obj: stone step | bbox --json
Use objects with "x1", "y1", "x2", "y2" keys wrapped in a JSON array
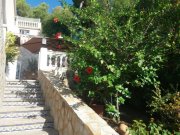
[
  {"x1": 5, "y1": 87, "x2": 41, "y2": 91},
  {"x1": 0, "y1": 107, "x2": 50, "y2": 118},
  {"x1": 0, "y1": 116, "x2": 54, "y2": 132},
  {"x1": 4, "y1": 90, "x2": 42, "y2": 95},
  {"x1": 4, "y1": 93, "x2": 43, "y2": 98},
  {"x1": 0, "y1": 106, "x2": 49, "y2": 112},
  {"x1": 3, "y1": 97, "x2": 44, "y2": 102},
  {"x1": 2, "y1": 101, "x2": 45, "y2": 106},
  {"x1": 5, "y1": 85, "x2": 40, "y2": 88},
  {"x1": 0, "y1": 129, "x2": 58, "y2": 135},
  {"x1": 6, "y1": 80, "x2": 39, "y2": 83},
  {"x1": 2, "y1": 81, "x2": 57, "y2": 134},
  {"x1": 6, "y1": 80, "x2": 39, "y2": 85}
]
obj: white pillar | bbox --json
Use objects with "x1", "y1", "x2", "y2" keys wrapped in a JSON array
[{"x1": 38, "y1": 48, "x2": 48, "y2": 71}]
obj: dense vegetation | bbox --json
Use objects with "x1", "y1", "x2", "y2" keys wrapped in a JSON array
[
  {"x1": 60, "y1": 0, "x2": 179, "y2": 133},
  {"x1": 18, "y1": 0, "x2": 180, "y2": 133}
]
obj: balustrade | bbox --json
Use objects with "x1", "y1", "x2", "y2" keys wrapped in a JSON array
[
  {"x1": 15, "y1": 16, "x2": 41, "y2": 29},
  {"x1": 39, "y1": 48, "x2": 68, "y2": 79}
]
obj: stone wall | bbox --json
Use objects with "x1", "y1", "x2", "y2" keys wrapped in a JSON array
[
  {"x1": 38, "y1": 71, "x2": 119, "y2": 135},
  {"x1": 0, "y1": 0, "x2": 6, "y2": 106}
]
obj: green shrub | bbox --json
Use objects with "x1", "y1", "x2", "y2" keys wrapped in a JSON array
[
  {"x1": 5, "y1": 32, "x2": 19, "y2": 63},
  {"x1": 48, "y1": 0, "x2": 179, "y2": 124},
  {"x1": 105, "y1": 103, "x2": 120, "y2": 122},
  {"x1": 149, "y1": 89, "x2": 180, "y2": 131},
  {"x1": 129, "y1": 120, "x2": 173, "y2": 135}
]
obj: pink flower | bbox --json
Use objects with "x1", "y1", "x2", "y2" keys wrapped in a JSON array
[
  {"x1": 86, "y1": 67, "x2": 93, "y2": 74},
  {"x1": 53, "y1": 17, "x2": 59, "y2": 23},
  {"x1": 73, "y1": 75, "x2": 80, "y2": 83}
]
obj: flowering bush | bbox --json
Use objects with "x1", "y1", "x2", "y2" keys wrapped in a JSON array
[
  {"x1": 51, "y1": 0, "x2": 179, "y2": 122},
  {"x1": 61, "y1": 1, "x2": 163, "y2": 110}
]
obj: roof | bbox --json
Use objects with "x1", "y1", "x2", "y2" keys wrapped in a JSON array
[{"x1": 22, "y1": 37, "x2": 67, "y2": 54}]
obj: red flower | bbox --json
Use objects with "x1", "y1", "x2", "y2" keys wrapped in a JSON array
[
  {"x1": 73, "y1": 75, "x2": 80, "y2": 83},
  {"x1": 53, "y1": 17, "x2": 59, "y2": 23},
  {"x1": 86, "y1": 67, "x2": 93, "y2": 74},
  {"x1": 56, "y1": 45, "x2": 61, "y2": 49},
  {"x1": 55, "y1": 32, "x2": 61, "y2": 39}
]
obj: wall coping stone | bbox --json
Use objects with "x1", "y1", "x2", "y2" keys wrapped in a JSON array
[{"x1": 38, "y1": 70, "x2": 119, "y2": 135}]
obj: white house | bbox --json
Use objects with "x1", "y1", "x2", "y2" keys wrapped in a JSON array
[
  {"x1": 2, "y1": 0, "x2": 41, "y2": 44},
  {"x1": 3, "y1": 0, "x2": 68, "y2": 80},
  {"x1": 15, "y1": 16, "x2": 41, "y2": 45},
  {"x1": 2, "y1": 0, "x2": 42, "y2": 80}
]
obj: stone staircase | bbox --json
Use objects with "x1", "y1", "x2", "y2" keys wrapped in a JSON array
[{"x1": 0, "y1": 80, "x2": 58, "y2": 135}]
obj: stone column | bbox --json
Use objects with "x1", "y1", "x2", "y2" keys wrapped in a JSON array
[{"x1": 0, "y1": 0, "x2": 6, "y2": 106}]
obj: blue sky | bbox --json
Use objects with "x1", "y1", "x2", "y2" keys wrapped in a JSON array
[{"x1": 26, "y1": 0, "x2": 73, "y2": 12}]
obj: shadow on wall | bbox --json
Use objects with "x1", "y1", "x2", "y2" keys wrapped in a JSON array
[{"x1": 22, "y1": 58, "x2": 38, "y2": 80}]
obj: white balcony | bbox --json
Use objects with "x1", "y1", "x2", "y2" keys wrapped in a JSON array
[{"x1": 15, "y1": 16, "x2": 41, "y2": 30}]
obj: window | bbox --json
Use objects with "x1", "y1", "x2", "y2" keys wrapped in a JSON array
[{"x1": 20, "y1": 29, "x2": 30, "y2": 35}]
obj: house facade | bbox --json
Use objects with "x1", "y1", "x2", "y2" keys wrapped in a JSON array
[
  {"x1": 2, "y1": 0, "x2": 41, "y2": 44},
  {"x1": 15, "y1": 16, "x2": 41, "y2": 45},
  {"x1": 3, "y1": 0, "x2": 42, "y2": 80}
]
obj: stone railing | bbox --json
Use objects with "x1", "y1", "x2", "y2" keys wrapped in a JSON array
[{"x1": 38, "y1": 70, "x2": 119, "y2": 135}]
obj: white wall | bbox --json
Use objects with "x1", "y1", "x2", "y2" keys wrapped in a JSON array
[
  {"x1": 5, "y1": 0, "x2": 16, "y2": 33},
  {"x1": 6, "y1": 60, "x2": 17, "y2": 80},
  {"x1": 29, "y1": 29, "x2": 40, "y2": 36},
  {"x1": 19, "y1": 35, "x2": 31, "y2": 45},
  {"x1": 6, "y1": 47, "x2": 39, "y2": 80}
]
